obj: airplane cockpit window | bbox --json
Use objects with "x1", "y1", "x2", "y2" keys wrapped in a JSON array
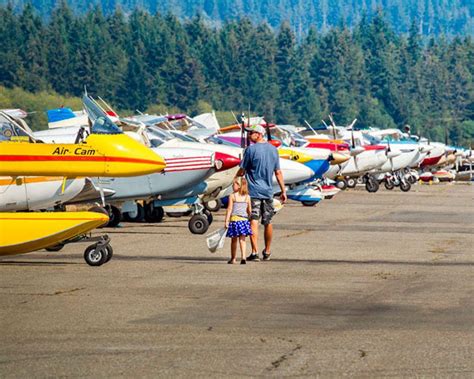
[
  {"x1": 146, "y1": 126, "x2": 174, "y2": 141},
  {"x1": 0, "y1": 114, "x2": 32, "y2": 142},
  {"x1": 91, "y1": 116, "x2": 122, "y2": 135}
]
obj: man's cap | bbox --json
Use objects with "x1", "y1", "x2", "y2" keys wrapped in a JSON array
[{"x1": 245, "y1": 124, "x2": 266, "y2": 135}]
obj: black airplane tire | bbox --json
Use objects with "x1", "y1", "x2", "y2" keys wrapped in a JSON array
[
  {"x1": 203, "y1": 210, "x2": 213, "y2": 225},
  {"x1": 366, "y1": 178, "x2": 379, "y2": 193},
  {"x1": 204, "y1": 199, "x2": 221, "y2": 212},
  {"x1": 302, "y1": 201, "x2": 318, "y2": 206},
  {"x1": 407, "y1": 175, "x2": 417, "y2": 184},
  {"x1": 123, "y1": 203, "x2": 145, "y2": 222},
  {"x1": 145, "y1": 204, "x2": 164, "y2": 223},
  {"x1": 346, "y1": 178, "x2": 356, "y2": 188},
  {"x1": 384, "y1": 181, "x2": 395, "y2": 190},
  {"x1": 400, "y1": 181, "x2": 411, "y2": 192},
  {"x1": 45, "y1": 243, "x2": 65, "y2": 252},
  {"x1": 106, "y1": 205, "x2": 122, "y2": 227},
  {"x1": 84, "y1": 245, "x2": 107, "y2": 266},
  {"x1": 104, "y1": 245, "x2": 114, "y2": 263},
  {"x1": 188, "y1": 214, "x2": 209, "y2": 235}
]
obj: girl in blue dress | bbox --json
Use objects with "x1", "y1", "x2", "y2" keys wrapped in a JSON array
[{"x1": 224, "y1": 177, "x2": 252, "y2": 264}]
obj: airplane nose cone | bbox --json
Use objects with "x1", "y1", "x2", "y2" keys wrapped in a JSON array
[
  {"x1": 214, "y1": 152, "x2": 241, "y2": 171},
  {"x1": 330, "y1": 152, "x2": 350, "y2": 165},
  {"x1": 133, "y1": 148, "x2": 167, "y2": 174}
]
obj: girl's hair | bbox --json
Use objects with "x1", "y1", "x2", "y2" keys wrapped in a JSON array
[{"x1": 234, "y1": 177, "x2": 249, "y2": 196}]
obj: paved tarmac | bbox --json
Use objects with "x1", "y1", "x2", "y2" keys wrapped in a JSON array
[{"x1": 0, "y1": 184, "x2": 473, "y2": 377}]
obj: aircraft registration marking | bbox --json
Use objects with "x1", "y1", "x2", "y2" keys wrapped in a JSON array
[{"x1": 52, "y1": 147, "x2": 96, "y2": 155}]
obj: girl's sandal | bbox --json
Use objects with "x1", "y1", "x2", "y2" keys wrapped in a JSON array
[
  {"x1": 240, "y1": 259, "x2": 246, "y2": 265},
  {"x1": 228, "y1": 260, "x2": 236, "y2": 264}
]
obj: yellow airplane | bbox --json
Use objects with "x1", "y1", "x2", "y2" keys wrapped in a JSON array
[{"x1": 0, "y1": 111, "x2": 166, "y2": 265}]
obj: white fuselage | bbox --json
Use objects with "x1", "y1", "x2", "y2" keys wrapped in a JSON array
[{"x1": 0, "y1": 176, "x2": 86, "y2": 211}]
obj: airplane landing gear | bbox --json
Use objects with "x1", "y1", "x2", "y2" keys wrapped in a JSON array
[
  {"x1": 365, "y1": 175, "x2": 379, "y2": 193},
  {"x1": 189, "y1": 214, "x2": 209, "y2": 234},
  {"x1": 400, "y1": 180, "x2": 411, "y2": 192},
  {"x1": 204, "y1": 199, "x2": 222, "y2": 212},
  {"x1": 123, "y1": 203, "x2": 144, "y2": 222},
  {"x1": 105, "y1": 205, "x2": 122, "y2": 227},
  {"x1": 346, "y1": 178, "x2": 357, "y2": 188},
  {"x1": 188, "y1": 203, "x2": 211, "y2": 234},
  {"x1": 384, "y1": 180, "x2": 395, "y2": 190},
  {"x1": 144, "y1": 203, "x2": 164, "y2": 223},
  {"x1": 83, "y1": 235, "x2": 112, "y2": 266},
  {"x1": 335, "y1": 178, "x2": 348, "y2": 190}
]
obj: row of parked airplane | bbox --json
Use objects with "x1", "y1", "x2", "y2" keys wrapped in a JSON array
[{"x1": 1, "y1": 95, "x2": 472, "y2": 266}]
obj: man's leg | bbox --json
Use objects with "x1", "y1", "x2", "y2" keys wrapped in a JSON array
[
  {"x1": 247, "y1": 198, "x2": 262, "y2": 261},
  {"x1": 264, "y1": 223, "x2": 273, "y2": 254},
  {"x1": 261, "y1": 199, "x2": 275, "y2": 260},
  {"x1": 250, "y1": 219, "x2": 259, "y2": 254}
]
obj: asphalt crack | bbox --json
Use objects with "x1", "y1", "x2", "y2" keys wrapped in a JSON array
[{"x1": 267, "y1": 342, "x2": 303, "y2": 371}]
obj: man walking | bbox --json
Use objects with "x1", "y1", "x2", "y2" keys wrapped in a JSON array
[{"x1": 236, "y1": 124, "x2": 287, "y2": 261}]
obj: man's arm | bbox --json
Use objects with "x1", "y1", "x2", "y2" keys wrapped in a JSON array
[{"x1": 275, "y1": 169, "x2": 287, "y2": 203}]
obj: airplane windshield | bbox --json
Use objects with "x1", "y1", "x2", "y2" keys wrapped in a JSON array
[
  {"x1": 364, "y1": 134, "x2": 382, "y2": 145},
  {"x1": 206, "y1": 135, "x2": 240, "y2": 147},
  {"x1": 169, "y1": 131, "x2": 200, "y2": 142},
  {"x1": 90, "y1": 116, "x2": 123, "y2": 135}
]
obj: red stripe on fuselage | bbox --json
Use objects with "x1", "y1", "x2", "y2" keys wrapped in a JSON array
[{"x1": 0, "y1": 155, "x2": 163, "y2": 165}]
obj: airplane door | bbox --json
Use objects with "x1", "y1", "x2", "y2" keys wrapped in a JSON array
[{"x1": 0, "y1": 177, "x2": 28, "y2": 211}]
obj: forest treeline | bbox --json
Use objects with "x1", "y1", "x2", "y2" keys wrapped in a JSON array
[
  {"x1": 0, "y1": 3, "x2": 473, "y2": 144},
  {"x1": 3, "y1": 0, "x2": 473, "y2": 37}
]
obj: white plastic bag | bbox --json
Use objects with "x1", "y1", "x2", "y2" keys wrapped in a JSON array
[{"x1": 206, "y1": 227, "x2": 227, "y2": 253}]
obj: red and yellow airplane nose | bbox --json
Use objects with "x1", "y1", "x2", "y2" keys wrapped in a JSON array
[{"x1": 214, "y1": 152, "x2": 241, "y2": 171}]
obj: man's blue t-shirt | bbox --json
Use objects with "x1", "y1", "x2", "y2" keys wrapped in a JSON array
[{"x1": 240, "y1": 142, "x2": 280, "y2": 199}]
